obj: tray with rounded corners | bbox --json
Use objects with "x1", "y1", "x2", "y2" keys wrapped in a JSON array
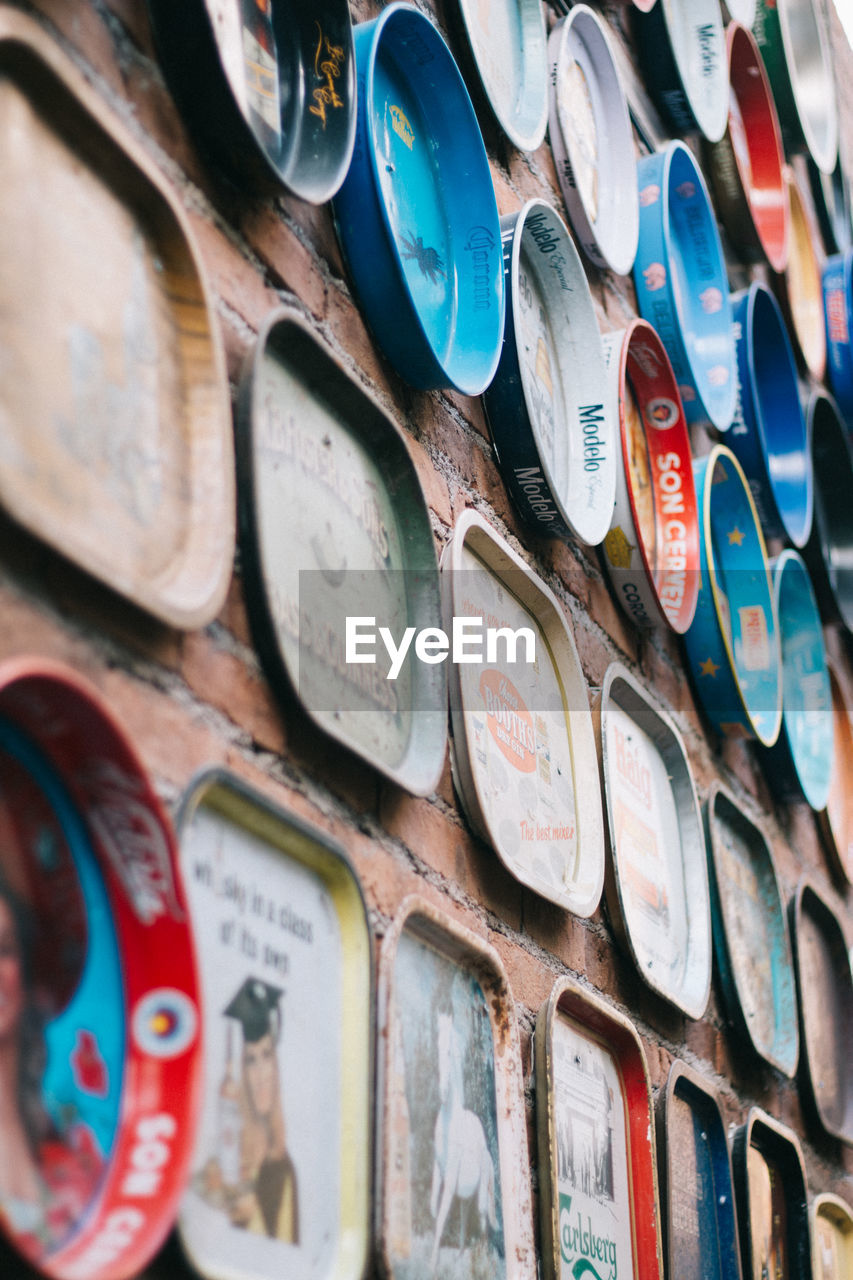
[
  {"x1": 773, "y1": 167, "x2": 827, "y2": 382},
  {"x1": 634, "y1": 0, "x2": 728, "y2": 143},
  {"x1": 812, "y1": 1193, "x2": 853, "y2": 1279},
  {"x1": 818, "y1": 658, "x2": 853, "y2": 885},
  {"x1": 802, "y1": 392, "x2": 853, "y2": 634},
  {"x1": 454, "y1": 0, "x2": 547, "y2": 152},
  {"x1": 732, "y1": 1109, "x2": 812, "y2": 1280},
  {"x1": 753, "y1": 0, "x2": 838, "y2": 174}
]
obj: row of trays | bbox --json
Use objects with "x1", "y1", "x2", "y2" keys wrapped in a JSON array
[{"x1": 0, "y1": 661, "x2": 848, "y2": 1280}]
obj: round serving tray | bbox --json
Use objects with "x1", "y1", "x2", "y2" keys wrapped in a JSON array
[
  {"x1": 729, "y1": 282, "x2": 812, "y2": 548},
  {"x1": 148, "y1": 0, "x2": 356, "y2": 201},
  {"x1": 753, "y1": 0, "x2": 838, "y2": 175},
  {"x1": 819, "y1": 658, "x2": 853, "y2": 885},
  {"x1": 547, "y1": 5, "x2": 638, "y2": 275},
  {"x1": 773, "y1": 166, "x2": 827, "y2": 382},
  {"x1": 812, "y1": 1194, "x2": 853, "y2": 1279},
  {"x1": 483, "y1": 199, "x2": 616, "y2": 547},
  {"x1": 810, "y1": 154, "x2": 853, "y2": 257},
  {"x1": 732, "y1": 1109, "x2": 812, "y2": 1280},
  {"x1": 802, "y1": 391, "x2": 853, "y2": 633},
  {"x1": 722, "y1": 0, "x2": 757, "y2": 22},
  {"x1": 705, "y1": 22, "x2": 789, "y2": 273},
  {"x1": 683, "y1": 445, "x2": 782, "y2": 747},
  {"x1": 601, "y1": 320, "x2": 699, "y2": 633},
  {"x1": 334, "y1": 3, "x2": 504, "y2": 395},
  {"x1": 634, "y1": 142, "x2": 736, "y2": 431},
  {"x1": 453, "y1": 0, "x2": 547, "y2": 152},
  {"x1": 634, "y1": 0, "x2": 728, "y2": 143},
  {"x1": 823, "y1": 249, "x2": 853, "y2": 419}
]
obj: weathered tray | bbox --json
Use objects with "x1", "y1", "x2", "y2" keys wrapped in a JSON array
[
  {"x1": 818, "y1": 659, "x2": 853, "y2": 885},
  {"x1": 732, "y1": 1109, "x2": 812, "y2": 1280},
  {"x1": 773, "y1": 168, "x2": 827, "y2": 383},
  {"x1": 812, "y1": 1193, "x2": 853, "y2": 1279},
  {"x1": 176, "y1": 769, "x2": 372, "y2": 1280},
  {"x1": 376, "y1": 897, "x2": 535, "y2": 1280},
  {"x1": 534, "y1": 978, "x2": 662, "y2": 1280},
  {"x1": 453, "y1": 0, "x2": 548, "y2": 151},
  {"x1": 0, "y1": 7, "x2": 234, "y2": 629}
]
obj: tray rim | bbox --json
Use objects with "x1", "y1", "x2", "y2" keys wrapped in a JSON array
[
  {"x1": 456, "y1": 0, "x2": 548, "y2": 152},
  {"x1": 812, "y1": 1191, "x2": 853, "y2": 1277},
  {"x1": 732, "y1": 1105, "x2": 812, "y2": 1280},
  {"x1": 817, "y1": 656, "x2": 853, "y2": 885},
  {"x1": 653, "y1": 0, "x2": 728, "y2": 143}
]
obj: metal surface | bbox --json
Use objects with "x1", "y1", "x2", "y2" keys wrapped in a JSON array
[
  {"x1": 812, "y1": 1194, "x2": 853, "y2": 1279},
  {"x1": 534, "y1": 977, "x2": 662, "y2": 1280},
  {"x1": 634, "y1": 0, "x2": 728, "y2": 143},
  {"x1": 823, "y1": 251, "x2": 853, "y2": 418},
  {"x1": 597, "y1": 662, "x2": 712, "y2": 1019},
  {"x1": 454, "y1": 0, "x2": 547, "y2": 151},
  {"x1": 753, "y1": 0, "x2": 838, "y2": 174},
  {"x1": 705, "y1": 783, "x2": 799, "y2": 1077},
  {"x1": 376, "y1": 897, "x2": 535, "y2": 1280},
  {"x1": 176, "y1": 769, "x2": 372, "y2": 1280},
  {"x1": 0, "y1": 7, "x2": 235, "y2": 629},
  {"x1": 442, "y1": 510, "x2": 605, "y2": 917},
  {"x1": 818, "y1": 659, "x2": 853, "y2": 885},
  {"x1": 809, "y1": 155, "x2": 853, "y2": 257},
  {"x1": 237, "y1": 307, "x2": 447, "y2": 797},
  {"x1": 483, "y1": 200, "x2": 615, "y2": 548},
  {"x1": 773, "y1": 168, "x2": 827, "y2": 381},
  {"x1": 333, "y1": 4, "x2": 504, "y2": 395},
  {"x1": 600, "y1": 320, "x2": 700, "y2": 634},
  {"x1": 802, "y1": 392, "x2": 853, "y2": 634},
  {"x1": 732, "y1": 1109, "x2": 813, "y2": 1280}
]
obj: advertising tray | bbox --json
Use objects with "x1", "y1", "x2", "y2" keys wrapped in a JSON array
[
  {"x1": 733, "y1": 1109, "x2": 813, "y2": 1280},
  {"x1": 823, "y1": 249, "x2": 853, "y2": 419},
  {"x1": 812, "y1": 1194, "x2": 853, "y2": 1280},
  {"x1": 753, "y1": 0, "x2": 838, "y2": 174},
  {"x1": 773, "y1": 168, "x2": 827, "y2": 382},
  {"x1": 453, "y1": 0, "x2": 547, "y2": 152},
  {"x1": 635, "y1": 0, "x2": 727, "y2": 142}
]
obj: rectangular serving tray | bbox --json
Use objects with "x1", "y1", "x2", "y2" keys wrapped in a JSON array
[{"x1": 733, "y1": 1108, "x2": 813, "y2": 1280}]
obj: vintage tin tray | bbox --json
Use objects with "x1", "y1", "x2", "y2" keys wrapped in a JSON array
[
  {"x1": 753, "y1": 0, "x2": 838, "y2": 175},
  {"x1": 601, "y1": 320, "x2": 700, "y2": 634},
  {"x1": 763, "y1": 551, "x2": 832, "y2": 811},
  {"x1": 441, "y1": 510, "x2": 605, "y2": 917},
  {"x1": 634, "y1": 142, "x2": 736, "y2": 432},
  {"x1": 547, "y1": 6, "x2": 638, "y2": 276},
  {"x1": 823, "y1": 250, "x2": 853, "y2": 420},
  {"x1": 148, "y1": 0, "x2": 355, "y2": 202},
  {"x1": 376, "y1": 897, "x2": 535, "y2": 1280},
  {"x1": 334, "y1": 3, "x2": 504, "y2": 395},
  {"x1": 635, "y1": 0, "x2": 728, "y2": 143},
  {"x1": 483, "y1": 200, "x2": 616, "y2": 548},
  {"x1": 790, "y1": 879, "x2": 853, "y2": 1146},
  {"x1": 705, "y1": 23, "x2": 789, "y2": 274},
  {"x1": 773, "y1": 168, "x2": 827, "y2": 382},
  {"x1": 683, "y1": 446, "x2": 782, "y2": 747},
  {"x1": 453, "y1": 0, "x2": 547, "y2": 152},
  {"x1": 534, "y1": 978, "x2": 662, "y2": 1280},
  {"x1": 810, "y1": 156, "x2": 853, "y2": 258},
  {"x1": 0, "y1": 7, "x2": 235, "y2": 630},
  {"x1": 705, "y1": 783, "x2": 799, "y2": 1077},
  {"x1": 237, "y1": 307, "x2": 447, "y2": 797},
  {"x1": 732, "y1": 1109, "x2": 812, "y2": 1280},
  {"x1": 657, "y1": 1061, "x2": 742, "y2": 1280},
  {"x1": 812, "y1": 1194, "x2": 853, "y2": 1279},
  {"x1": 802, "y1": 392, "x2": 853, "y2": 634},
  {"x1": 0, "y1": 658, "x2": 201, "y2": 1280},
  {"x1": 597, "y1": 662, "x2": 712, "y2": 1019},
  {"x1": 818, "y1": 659, "x2": 853, "y2": 885},
  {"x1": 729, "y1": 283, "x2": 812, "y2": 548},
  {"x1": 176, "y1": 770, "x2": 371, "y2": 1280}
]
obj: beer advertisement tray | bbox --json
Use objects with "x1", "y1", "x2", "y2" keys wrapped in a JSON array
[
  {"x1": 0, "y1": 7, "x2": 235, "y2": 630},
  {"x1": 823, "y1": 250, "x2": 853, "y2": 420},
  {"x1": 657, "y1": 1062, "x2": 743, "y2": 1280},
  {"x1": 705, "y1": 784, "x2": 799, "y2": 1078},
  {"x1": 802, "y1": 392, "x2": 853, "y2": 634},
  {"x1": 483, "y1": 199, "x2": 616, "y2": 548},
  {"x1": 453, "y1": 0, "x2": 547, "y2": 152},
  {"x1": 818, "y1": 659, "x2": 853, "y2": 885},
  {"x1": 547, "y1": 6, "x2": 639, "y2": 276},
  {"x1": 601, "y1": 320, "x2": 700, "y2": 635},
  {"x1": 237, "y1": 307, "x2": 447, "y2": 797},
  {"x1": 0, "y1": 658, "x2": 202, "y2": 1280},
  {"x1": 597, "y1": 662, "x2": 712, "y2": 1019},
  {"x1": 534, "y1": 978, "x2": 662, "y2": 1280},
  {"x1": 773, "y1": 168, "x2": 827, "y2": 383},
  {"x1": 753, "y1": 0, "x2": 838, "y2": 175},
  {"x1": 812, "y1": 1194, "x2": 853, "y2": 1279},
  {"x1": 732, "y1": 1109, "x2": 812, "y2": 1280},
  {"x1": 635, "y1": 0, "x2": 728, "y2": 143},
  {"x1": 441, "y1": 510, "x2": 605, "y2": 917},
  {"x1": 376, "y1": 897, "x2": 535, "y2": 1280},
  {"x1": 790, "y1": 879, "x2": 853, "y2": 1146},
  {"x1": 176, "y1": 769, "x2": 372, "y2": 1280}
]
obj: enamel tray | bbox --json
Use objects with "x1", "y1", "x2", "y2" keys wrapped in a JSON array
[
  {"x1": 802, "y1": 392, "x2": 853, "y2": 634},
  {"x1": 334, "y1": 3, "x2": 504, "y2": 395},
  {"x1": 0, "y1": 659, "x2": 202, "y2": 1280},
  {"x1": 597, "y1": 662, "x2": 712, "y2": 1019},
  {"x1": 705, "y1": 783, "x2": 799, "y2": 1077},
  {"x1": 818, "y1": 659, "x2": 853, "y2": 885},
  {"x1": 812, "y1": 1194, "x2": 853, "y2": 1279},
  {"x1": 534, "y1": 978, "x2": 662, "y2": 1280},
  {"x1": 453, "y1": 0, "x2": 547, "y2": 152},
  {"x1": 0, "y1": 7, "x2": 235, "y2": 629},
  {"x1": 547, "y1": 6, "x2": 638, "y2": 275},
  {"x1": 728, "y1": 282, "x2": 812, "y2": 548},
  {"x1": 810, "y1": 155, "x2": 853, "y2": 258},
  {"x1": 635, "y1": 0, "x2": 728, "y2": 143},
  {"x1": 601, "y1": 320, "x2": 700, "y2": 634},
  {"x1": 483, "y1": 200, "x2": 616, "y2": 548},
  {"x1": 657, "y1": 1062, "x2": 743, "y2": 1280},
  {"x1": 176, "y1": 770, "x2": 372, "y2": 1280},
  {"x1": 705, "y1": 22, "x2": 789, "y2": 274},
  {"x1": 683, "y1": 446, "x2": 782, "y2": 747},
  {"x1": 790, "y1": 879, "x2": 853, "y2": 1145},
  {"x1": 148, "y1": 0, "x2": 355, "y2": 201},
  {"x1": 237, "y1": 307, "x2": 447, "y2": 797},
  {"x1": 753, "y1": 0, "x2": 838, "y2": 175},
  {"x1": 634, "y1": 142, "x2": 736, "y2": 432},
  {"x1": 376, "y1": 897, "x2": 535, "y2": 1280},
  {"x1": 732, "y1": 1110, "x2": 812, "y2": 1280},
  {"x1": 823, "y1": 250, "x2": 853, "y2": 419},
  {"x1": 773, "y1": 168, "x2": 827, "y2": 382},
  {"x1": 441, "y1": 510, "x2": 605, "y2": 917}
]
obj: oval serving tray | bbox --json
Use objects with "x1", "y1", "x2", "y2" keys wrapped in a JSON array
[
  {"x1": 802, "y1": 392, "x2": 853, "y2": 633},
  {"x1": 547, "y1": 5, "x2": 638, "y2": 275},
  {"x1": 441, "y1": 509, "x2": 605, "y2": 917},
  {"x1": 0, "y1": 7, "x2": 235, "y2": 630},
  {"x1": 334, "y1": 3, "x2": 504, "y2": 395},
  {"x1": 634, "y1": 142, "x2": 736, "y2": 431},
  {"x1": 597, "y1": 661, "x2": 712, "y2": 1019},
  {"x1": 453, "y1": 0, "x2": 548, "y2": 152},
  {"x1": 812, "y1": 1194, "x2": 853, "y2": 1279},
  {"x1": 705, "y1": 783, "x2": 799, "y2": 1077},
  {"x1": 818, "y1": 658, "x2": 853, "y2": 886},
  {"x1": 176, "y1": 770, "x2": 372, "y2": 1280},
  {"x1": 773, "y1": 167, "x2": 827, "y2": 382},
  {"x1": 732, "y1": 1109, "x2": 812, "y2": 1280},
  {"x1": 634, "y1": 0, "x2": 728, "y2": 143},
  {"x1": 601, "y1": 320, "x2": 700, "y2": 634},
  {"x1": 753, "y1": 0, "x2": 838, "y2": 175},
  {"x1": 534, "y1": 978, "x2": 663, "y2": 1280},
  {"x1": 823, "y1": 249, "x2": 853, "y2": 419},
  {"x1": 483, "y1": 199, "x2": 616, "y2": 548}
]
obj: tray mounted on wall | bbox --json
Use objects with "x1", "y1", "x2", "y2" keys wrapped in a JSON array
[{"x1": 732, "y1": 1108, "x2": 812, "y2": 1280}]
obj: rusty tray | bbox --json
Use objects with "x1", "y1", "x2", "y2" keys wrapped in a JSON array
[
  {"x1": 819, "y1": 659, "x2": 853, "y2": 885},
  {"x1": 705, "y1": 783, "x2": 799, "y2": 1077},
  {"x1": 376, "y1": 897, "x2": 535, "y2": 1280},
  {"x1": 0, "y1": 7, "x2": 235, "y2": 629},
  {"x1": 534, "y1": 977, "x2": 662, "y2": 1280},
  {"x1": 733, "y1": 1108, "x2": 812, "y2": 1280},
  {"x1": 812, "y1": 1194, "x2": 853, "y2": 1279}
]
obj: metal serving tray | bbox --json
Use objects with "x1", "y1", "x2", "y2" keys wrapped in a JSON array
[
  {"x1": 732, "y1": 1108, "x2": 813, "y2": 1280},
  {"x1": 818, "y1": 659, "x2": 853, "y2": 885},
  {"x1": 812, "y1": 1194, "x2": 853, "y2": 1279}
]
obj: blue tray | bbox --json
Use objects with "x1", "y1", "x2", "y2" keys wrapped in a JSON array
[{"x1": 823, "y1": 249, "x2": 853, "y2": 418}]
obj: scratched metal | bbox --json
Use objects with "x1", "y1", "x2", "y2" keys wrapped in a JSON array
[{"x1": 732, "y1": 1109, "x2": 812, "y2": 1280}]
